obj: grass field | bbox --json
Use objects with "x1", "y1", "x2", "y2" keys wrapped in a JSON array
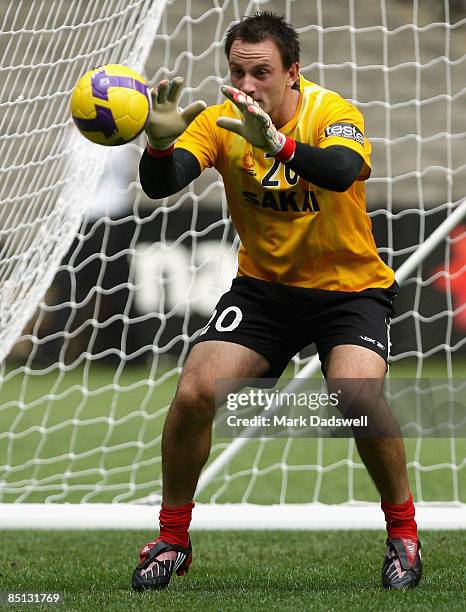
[
  {"x1": 1, "y1": 359, "x2": 465, "y2": 609},
  {"x1": 0, "y1": 358, "x2": 465, "y2": 504},
  {"x1": 1, "y1": 529, "x2": 465, "y2": 611}
]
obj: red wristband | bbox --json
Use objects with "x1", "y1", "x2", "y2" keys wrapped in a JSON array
[
  {"x1": 274, "y1": 136, "x2": 296, "y2": 163},
  {"x1": 146, "y1": 143, "x2": 175, "y2": 158}
]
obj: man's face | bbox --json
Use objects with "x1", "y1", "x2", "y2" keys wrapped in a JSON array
[{"x1": 228, "y1": 38, "x2": 298, "y2": 119}]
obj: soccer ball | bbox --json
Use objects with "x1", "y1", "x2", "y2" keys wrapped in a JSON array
[{"x1": 70, "y1": 64, "x2": 151, "y2": 146}]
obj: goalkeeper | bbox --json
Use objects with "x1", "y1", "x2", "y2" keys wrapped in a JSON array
[{"x1": 132, "y1": 11, "x2": 422, "y2": 591}]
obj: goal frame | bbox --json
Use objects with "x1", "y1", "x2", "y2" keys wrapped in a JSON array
[
  {"x1": 1, "y1": 0, "x2": 465, "y2": 530},
  {"x1": 1, "y1": 199, "x2": 465, "y2": 530}
]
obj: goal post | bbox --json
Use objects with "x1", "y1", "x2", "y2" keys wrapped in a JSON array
[{"x1": 0, "y1": 0, "x2": 465, "y2": 529}]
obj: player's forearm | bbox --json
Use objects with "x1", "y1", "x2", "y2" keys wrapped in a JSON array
[
  {"x1": 285, "y1": 143, "x2": 364, "y2": 192},
  {"x1": 139, "y1": 147, "x2": 201, "y2": 198}
]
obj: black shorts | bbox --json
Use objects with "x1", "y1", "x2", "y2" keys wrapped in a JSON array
[{"x1": 193, "y1": 276, "x2": 398, "y2": 380}]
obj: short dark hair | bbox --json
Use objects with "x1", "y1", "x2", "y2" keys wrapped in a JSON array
[{"x1": 224, "y1": 11, "x2": 300, "y2": 69}]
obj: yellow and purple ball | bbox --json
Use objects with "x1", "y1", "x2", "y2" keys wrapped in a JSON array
[{"x1": 70, "y1": 64, "x2": 151, "y2": 146}]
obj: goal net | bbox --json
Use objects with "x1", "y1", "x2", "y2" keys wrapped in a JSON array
[{"x1": 0, "y1": 0, "x2": 465, "y2": 529}]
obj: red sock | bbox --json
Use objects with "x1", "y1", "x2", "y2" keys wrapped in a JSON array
[
  {"x1": 381, "y1": 494, "x2": 418, "y2": 540},
  {"x1": 156, "y1": 501, "x2": 194, "y2": 548}
]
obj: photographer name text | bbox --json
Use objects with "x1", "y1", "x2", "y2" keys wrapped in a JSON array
[{"x1": 226, "y1": 415, "x2": 368, "y2": 428}]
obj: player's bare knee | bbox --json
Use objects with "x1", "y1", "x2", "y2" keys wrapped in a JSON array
[{"x1": 172, "y1": 377, "x2": 216, "y2": 424}]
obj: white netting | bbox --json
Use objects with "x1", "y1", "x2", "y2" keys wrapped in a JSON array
[
  {"x1": 0, "y1": 0, "x2": 167, "y2": 364},
  {"x1": 0, "y1": 0, "x2": 465, "y2": 520}
]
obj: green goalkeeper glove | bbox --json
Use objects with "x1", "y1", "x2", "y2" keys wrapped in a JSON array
[
  {"x1": 216, "y1": 85, "x2": 296, "y2": 162},
  {"x1": 145, "y1": 77, "x2": 206, "y2": 150}
]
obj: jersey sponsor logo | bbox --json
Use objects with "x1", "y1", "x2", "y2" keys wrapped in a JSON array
[
  {"x1": 242, "y1": 190, "x2": 320, "y2": 213},
  {"x1": 242, "y1": 151, "x2": 257, "y2": 176},
  {"x1": 324, "y1": 122, "x2": 365, "y2": 146}
]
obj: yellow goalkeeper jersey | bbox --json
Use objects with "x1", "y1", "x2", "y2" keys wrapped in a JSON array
[{"x1": 175, "y1": 75, "x2": 395, "y2": 291}]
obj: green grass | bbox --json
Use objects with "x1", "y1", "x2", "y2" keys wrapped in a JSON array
[
  {"x1": 0, "y1": 359, "x2": 465, "y2": 504},
  {"x1": 1, "y1": 360, "x2": 465, "y2": 608},
  {"x1": 1, "y1": 530, "x2": 465, "y2": 611}
]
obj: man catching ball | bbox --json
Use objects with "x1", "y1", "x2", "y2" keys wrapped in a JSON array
[{"x1": 132, "y1": 11, "x2": 422, "y2": 591}]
